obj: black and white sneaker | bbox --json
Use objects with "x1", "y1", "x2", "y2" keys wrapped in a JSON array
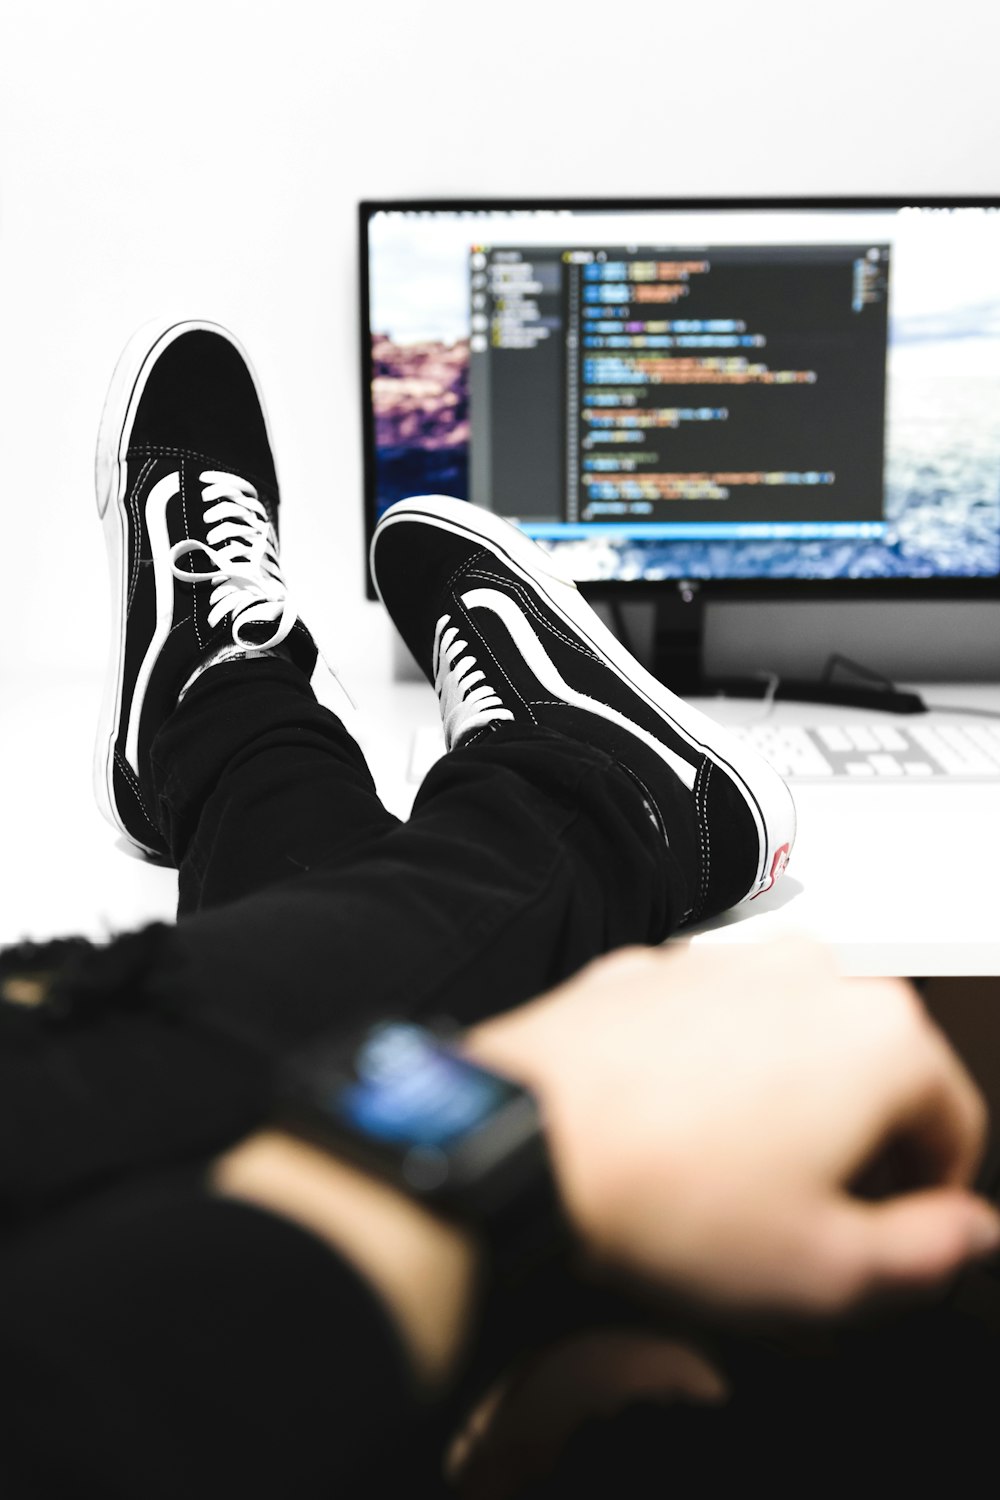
[
  {"x1": 372, "y1": 496, "x2": 796, "y2": 925},
  {"x1": 94, "y1": 318, "x2": 317, "y2": 857}
]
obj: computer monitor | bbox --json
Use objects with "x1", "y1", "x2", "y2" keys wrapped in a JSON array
[{"x1": 360, "y1": 197, "x2": 1000, "y2": 692}]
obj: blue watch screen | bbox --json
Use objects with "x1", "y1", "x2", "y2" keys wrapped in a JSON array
[{"x1": 334, "y1": 1023, "x2": 518, "y2": 1148}]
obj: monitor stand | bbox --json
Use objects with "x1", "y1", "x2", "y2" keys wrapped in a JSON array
[
  {"x1": 606, "y1": 583, "x2": 708, "y2": 694},
  {"x1": 648, "y1": 581, "x2": 706, "y2": 697},
  {"x1": 607, "y1": 586, "x2": 926, "y2": 714}
]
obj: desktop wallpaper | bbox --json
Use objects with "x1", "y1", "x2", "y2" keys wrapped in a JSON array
[{"x1": 368, "y1": 208, "x2": 1000, "y2": 582}]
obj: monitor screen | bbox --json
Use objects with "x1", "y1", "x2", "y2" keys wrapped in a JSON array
[{"x1": 360, "y1": 199, "x2": 1000, "y2": 596}]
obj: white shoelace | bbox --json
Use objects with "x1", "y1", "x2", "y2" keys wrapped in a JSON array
[
  {"x1": 434, "y1": 613, "x2": 514, "y2": 746},
  {"x1": 170, "y1": 470, "x2": 297, "y2": 649}
]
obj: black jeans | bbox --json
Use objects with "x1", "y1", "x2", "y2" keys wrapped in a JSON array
[
  {"x1": 0, "y1": 655, "x2": 677, "y2": 1219},
  {"x1": 152, "y1": 654, "x2": 679, "y2": 1037}
]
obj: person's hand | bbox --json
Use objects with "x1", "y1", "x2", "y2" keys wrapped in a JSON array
[{"x1": 465, "y1": 936, "x2": 1000, "y2": 1318}]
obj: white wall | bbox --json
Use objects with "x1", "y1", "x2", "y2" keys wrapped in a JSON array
[{"x1": 1, "y1": 0, "x2": 998, "y2": 689}]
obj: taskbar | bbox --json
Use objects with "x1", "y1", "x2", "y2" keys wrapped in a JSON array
[{"x1": 517, "y1": 520, "x2": 887, "y2": 541}]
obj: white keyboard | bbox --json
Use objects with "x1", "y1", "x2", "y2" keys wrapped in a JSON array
[
  {"x1": 728, "y1": 721, "x2": 1000, "y2": 781},
  {"x1": 408, "y1": 720, "x2": 1000, "y2": 783}
]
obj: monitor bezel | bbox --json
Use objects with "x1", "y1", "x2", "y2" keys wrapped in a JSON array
[{"x1": 359, "y1": 195, "x2": 1000, "y2": 604}]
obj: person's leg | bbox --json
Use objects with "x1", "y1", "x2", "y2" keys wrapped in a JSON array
[
  {"x1": 85, "y1": 313, "x2": 649, "y2": 1067},
  {"x1": 93, "y1": 316, "x2": 401, "y2": 916},
  {"x1": 87, "y1": 314, "x2": 796, "y2": 1061},
  {"x1": 87, "y1": 318, "x2": 672, "y2": 1054},
  {"x1": 149, "y1": 642, "x2": 671, "y2": 1034},
  {"x1": 152, "y1": 708, "x2": 674, "y2": 1049},
  {"x1": 370, "y1": 495, "x2": 798, "y2": 925},
  {"x1": 0, "y1": 657, "x2": 670, "y2": 1219},
  {"x1": 145, "y1": 457, "x2": 806, "y2": 1048},
  {"x1": 152, "y1": 655, "x2": 400, "y2": 916}
]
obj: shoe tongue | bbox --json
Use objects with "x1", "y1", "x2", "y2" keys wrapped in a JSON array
[
  {"x1": 238, "y1": 620, "x2": 283, "y2": 647},
  {"x1": 233, "y1": 619, "x2": 318, "y2": 680}
]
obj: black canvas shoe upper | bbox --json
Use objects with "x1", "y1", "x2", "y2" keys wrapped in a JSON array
[
  {"x1": 127, "y1": 331, "x2": 278, "y2": 487},
  {"x1": 372, "y1": 497, "x2": 796, "y2": 927},
  {"x1": 95, "y1": 322, "x2": 316, "y2": 857}
]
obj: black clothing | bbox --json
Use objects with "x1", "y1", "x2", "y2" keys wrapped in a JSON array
[
  {"x1": 2, "y1": 657, "x2": 998, "y2": 1495},
  {"x1": 2, "y1": 656, "x2": 673, "y2": 1221},
  {"x1": 0, "y1": 655, "x2": 672, "y2": 1494},
  {"x1": 156, "y1": 654, "x2": 676, "y2": 1025},
  {"x1": 0, "y1": 1175, "x2": 417, "y2": 1499}
]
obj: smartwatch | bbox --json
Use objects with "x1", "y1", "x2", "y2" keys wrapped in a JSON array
[{"x1": 273, "y1": 1019, "x2": 570, "y2": 1286}]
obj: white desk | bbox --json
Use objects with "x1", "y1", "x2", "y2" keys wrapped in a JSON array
[
  {"x1": 2, "y1": 671, "x2": 998, "y2": 977},
  {"x1": 680, "y1": 684, "x2": 1000, "y2": 977}
]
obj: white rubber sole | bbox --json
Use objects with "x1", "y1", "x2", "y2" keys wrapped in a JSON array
[
  {"x1": 93, "y1": 317, "x2": 276, "y2": 853},
  {"x1": 373, "y1": 496, "x2": 798, "y2": 904}
]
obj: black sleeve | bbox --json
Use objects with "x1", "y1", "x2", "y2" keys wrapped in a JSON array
[{"x1": 0, "y1": 1171, "x2": 427, "y2": 1500}]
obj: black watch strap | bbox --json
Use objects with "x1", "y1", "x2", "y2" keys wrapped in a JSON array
[{"x1": 469, "y1": 1115, "x2": 572, "y2": 1288}]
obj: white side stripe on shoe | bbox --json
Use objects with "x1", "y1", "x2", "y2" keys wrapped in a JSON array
[
  {"x1": 125, "y1": 470, "x2": 181, "y2": 774},
  {"x1": 460, "y1": 587, "x2": 699, "y2": 791}
]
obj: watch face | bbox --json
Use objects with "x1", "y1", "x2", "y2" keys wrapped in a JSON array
[
  {"x1": 280, "y1": 1021, "x2": 550, "y2": 1214},
  {"x1": 329, "y1": 1022, "x2": 524, "y2": 1149},
  {"x1": 279, "y1": 1022, "x2": 542, "y2": 1200}
]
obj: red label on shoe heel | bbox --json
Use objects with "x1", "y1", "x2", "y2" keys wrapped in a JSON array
[{"x1": 752, "y1": 841, "x2": 791, "y2": 897}]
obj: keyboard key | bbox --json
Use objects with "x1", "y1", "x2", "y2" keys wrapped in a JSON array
[
  {"x1": 870, "y1": 754, "x2": 902, "y2": 775},
  {"x1": 939, "y1": 724, "x2": 983, "y2": 747},
  {"x1": 967, "y1": 726, "x2": 1000, "y2": 761},
  {"x1": 928, "y1": 752, "x2": 972, "y2": 774},
  {"x1": 910, "y1": 727, "x2": 948, "y2": 754},
  {"x1": 950, "y1": 754, "x2": 1000, "y2": 775},
  {"x1": 817, "y1": 726, "x2": 851, "y2": 751},
  {"x1": 873, "y1": 726, "x2": 908, "y2": 751}
]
